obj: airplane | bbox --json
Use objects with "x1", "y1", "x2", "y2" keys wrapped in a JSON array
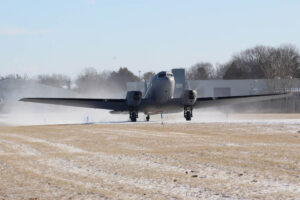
[{"x1": 20, "y1": 71, "x2": 291, "y2": 122}]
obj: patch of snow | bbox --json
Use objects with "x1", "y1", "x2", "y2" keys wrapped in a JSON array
[
  {"x1": 5, "y1": 134, "x2": 86, "y2": 153},
  {"x1": 0, "y1": 139, "x2": 41, "y2": 156}
]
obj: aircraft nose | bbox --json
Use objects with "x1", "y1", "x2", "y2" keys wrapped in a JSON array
[
  {"x1": 162, "y1": 76, "x2": 175, "y2": 91},
  {"x1": 162, "y1": 76, "x2": 173, "y2": 85}
]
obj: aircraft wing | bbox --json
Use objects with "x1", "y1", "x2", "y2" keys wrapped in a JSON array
[
  {"x1": 20, "y1": 98, "x2": 128, "y2": 111},
  {"x1": 20, "y1": 93, "x2": 291, "y2": 112},
  {"x1": 193, "y1": 93, "x2": 291, "y2": 109}
]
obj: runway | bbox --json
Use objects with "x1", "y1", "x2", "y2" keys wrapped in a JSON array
[{"x1": 0, "y1": 114, "x2": 300, "y2": 199}]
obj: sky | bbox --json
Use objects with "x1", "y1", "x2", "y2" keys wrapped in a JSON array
[{"x1": 1, "y1": 0, "x2": 300, "y2": 78}]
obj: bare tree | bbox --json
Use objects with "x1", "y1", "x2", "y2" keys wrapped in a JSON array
[
  {"x1": 37, "y1": 74, "x2": 71, "y2": 89},
  {"x1": 74, "y1": 67, "x2": 107, "y2": 94},
  {"x1": 260, "y1": 45, "x2": 300, "y2": 91},
  {"x1": 108, "y1": 67, "x2": 140, "y2": 91},
  {"x1": 223, "y1": 46, "x2": 267, "y2": 79},
  {"x1": 74, "y1": 67, "x2": 140, "y2": 96},
  {"x1": 214, "y1": 63, "x2": 228, "y2": 79},
  {"x1": 186, "y1": 62, "x2": 215, "y2": 80},
  {"x1": 1, "y1": 74, "x2": 29, "y2": 80},
  {"x1": 143, "y1": 71, "x2": 155, "y2": 82},
  {"x1": 221, "y1": 45, "x2": 300, "y2": 91}
]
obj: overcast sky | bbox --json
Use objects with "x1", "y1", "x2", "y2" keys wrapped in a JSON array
[{"x1": 1, "y1": 0, "x2": 300, "y2": 78}]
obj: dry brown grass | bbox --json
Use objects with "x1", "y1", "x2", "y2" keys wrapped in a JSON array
[{"x1": 0, "y1": 114, "x2": 300, "y2": 199}]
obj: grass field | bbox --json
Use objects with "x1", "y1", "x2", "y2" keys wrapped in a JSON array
[{"x1": 0, "y1": 114, "x2": 300, "y2": 199}]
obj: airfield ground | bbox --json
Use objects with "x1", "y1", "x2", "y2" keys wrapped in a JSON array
[{"x1": 0, "y1": 114, "x2": 300, "y2": 199}]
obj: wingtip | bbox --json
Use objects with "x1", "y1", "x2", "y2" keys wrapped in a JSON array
[{"x1": 19, "y1": 98, "x2": 28, "y2": 102}]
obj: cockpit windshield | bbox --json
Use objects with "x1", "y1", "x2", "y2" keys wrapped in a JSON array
[
  {"x1": 158, "y1": 72, "x2": 166, "y2": 78},
  {"x1": 157, "y1": 72, "x2": 173, "y2": 78}
]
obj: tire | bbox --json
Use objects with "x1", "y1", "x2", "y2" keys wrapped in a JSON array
[
  {"x1": 185, "y1": 111, "x2": 191, "y2": 121},
  {"x1": 130, "y1": 112, "x2": 137, "y2": 122},
  {"x1": 131, "y1": 117, "x2": 137, "y2": 122}
]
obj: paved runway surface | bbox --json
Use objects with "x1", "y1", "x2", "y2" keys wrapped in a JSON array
[{"x1": 0, "y1": 114, "x2": 300, "y2": 199}]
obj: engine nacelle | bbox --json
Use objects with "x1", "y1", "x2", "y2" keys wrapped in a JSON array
[
  {"x1": 181, "y1": 90, "x2": 197, "y2": 106},
  {"x1": 126, "y1": 91, "x2": 142, "y2": 107}
]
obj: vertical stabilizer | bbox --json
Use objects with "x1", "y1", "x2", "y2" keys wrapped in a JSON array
[{"x1": 172, "y1": 68, "x2": 185, "y2": 98}]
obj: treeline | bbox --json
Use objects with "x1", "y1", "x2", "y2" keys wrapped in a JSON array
[
  {"x1": 186, "y1": 44, "x2": 300, "y2": 80},
  {"x1": 0, "y1": 67, "x2": 143, "y2": 97},
  {"x1": 1, "y1": 44, "x2": 300, "y2": 94},
  {"x1": 0, "y1": 67, "x2": 156, "y2": 96}
]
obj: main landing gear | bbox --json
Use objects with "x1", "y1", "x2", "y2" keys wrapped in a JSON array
[
  {"x1": 129, "y1": 110, "x2": 138, "y2": 122},
  {"x1": 129, "y1": 110, "x2": 150, "y2": 122},
  {"x1": 184, "y1": 106, "x2": 193, "y2": 121}
]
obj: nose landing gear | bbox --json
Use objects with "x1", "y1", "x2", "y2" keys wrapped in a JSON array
[
  {"x1": 184, "y1": 106, "x2": 193, "y2": 121},
  {"x1": 146, "y1": 114, "x2": 150, "y2": 122}
]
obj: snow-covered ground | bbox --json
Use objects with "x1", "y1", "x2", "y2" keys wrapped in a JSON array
[
  {"x1": 0, "y1": 121, "x2": 299, "y2": 199},
  {"x1": 2, "y1": 106, "x2": 300, "y2": 126},
  {"x1": 0, "y1": 107, "x2": 129, "y2": 126}
]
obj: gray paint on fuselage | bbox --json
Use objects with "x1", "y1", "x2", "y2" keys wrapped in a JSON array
[
  {"x1": 141, "y1": 71, "x2": 178, "y2": 114},
  {"x1": 144, "y1": 71, "x2": 175, "y2": 104}
]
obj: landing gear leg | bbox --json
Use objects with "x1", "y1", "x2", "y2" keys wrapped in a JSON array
[
  {"x1": 129, "y1": 110, "x2": 138, "y2": 122},
  {"x1": 184, "y1": 106, "x2": 193, "y2": 121},
  {"x1": 146, "y1": 114, "x2": 150, "y2": 122}
]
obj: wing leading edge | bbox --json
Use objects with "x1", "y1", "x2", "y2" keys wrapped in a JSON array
[
  {"x1": 20, "y1": 98, "x2": 128, "y2": 111},
  {"x1": 193, "y1": 93, "x2": 291, "y2": 109}
]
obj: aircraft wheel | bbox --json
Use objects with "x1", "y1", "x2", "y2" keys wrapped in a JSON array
[
  {"x1": 185, "y1": 110, "x2": 192, "y2": 121},
  {"x1": 131, "y1": 117, "x2": 137, "y2": 122},
  {"x1": 146, "y1": 115, "x2": 150, "y2": 122},
  {"x1": 130, "y1": 111, "x2": 138, "y2": 122}
]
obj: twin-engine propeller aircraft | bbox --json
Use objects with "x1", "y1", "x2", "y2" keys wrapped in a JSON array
[{"x1": 20, "y1": 71, "x2": 290, "y2": 122}]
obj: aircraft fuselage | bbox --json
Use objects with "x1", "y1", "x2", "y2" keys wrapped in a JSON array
[{"x1": 144, "y1": 71, "x2": 175, "y2": 104}]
